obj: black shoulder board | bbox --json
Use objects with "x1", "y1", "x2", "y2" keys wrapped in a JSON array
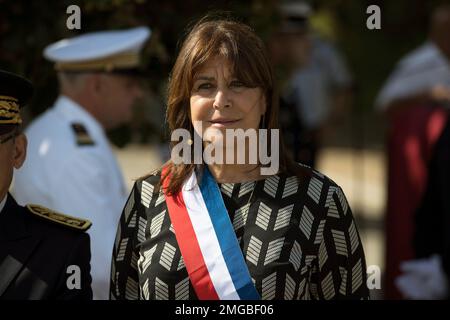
[
  {"x1": 26, "y1": 204, "x2": 91, "y2": 231},
  {"x1": 71, "y1": 123, "x2": 95, "y2": 146}
]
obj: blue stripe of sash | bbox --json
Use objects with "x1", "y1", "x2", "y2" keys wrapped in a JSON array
[{"x1": 199, "y1": 168, "x2": 260, "y2": 300}]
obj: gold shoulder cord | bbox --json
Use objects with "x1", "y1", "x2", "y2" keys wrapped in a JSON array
[{"x1": 26, "y1": 204, "x2": 92, "y2": 231}]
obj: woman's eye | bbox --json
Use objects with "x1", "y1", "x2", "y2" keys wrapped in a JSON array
[
  {"x1": 198, "y1": 83, "x2": 213, "y2": 90},
  {"x1": 230, "y1": 81, "x2": 244, "y2": 88}
]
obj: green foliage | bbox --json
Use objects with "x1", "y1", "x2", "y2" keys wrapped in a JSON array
[
  {"x1": 1, "y1": 0, "x2": 446, "y2": 147},
  {"x1": 311, "y1": 0, "x2": 446, "y2": 113}
]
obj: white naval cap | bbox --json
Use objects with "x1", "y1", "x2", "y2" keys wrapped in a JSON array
[
  {"x1": 44, "y1": 26, "x2": 151, "y2": 72},
  {"x1": 280, "y1": 2, "x2": 312, "y2": 18},
  {"x1": 279, "y1": 2, "x2": 312, "y2": 33}
]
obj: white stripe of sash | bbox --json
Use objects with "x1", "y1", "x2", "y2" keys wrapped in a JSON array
[{"x1": 182, "y1": 172, "x2": 240, "y2": 300}]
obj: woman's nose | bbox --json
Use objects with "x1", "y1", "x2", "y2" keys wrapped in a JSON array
[{"x1": 213, "y1": 89, "x2": 231, "y2": 109}]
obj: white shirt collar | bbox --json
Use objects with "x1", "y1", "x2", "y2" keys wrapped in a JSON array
[
  {"x1": 54, "y1": 95, "x2": 106, "y2": 142},
  {"x1": 0, "y1": 194, "x2": 7, "y2": 214}
]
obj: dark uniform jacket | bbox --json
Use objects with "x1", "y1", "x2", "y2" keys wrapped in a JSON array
[
  {"x1": 0, "y1": 194, "x2": 92, "y2": 299},
  {"x1": 414, "y1": 115, "x2": 450, "y2": 297}
]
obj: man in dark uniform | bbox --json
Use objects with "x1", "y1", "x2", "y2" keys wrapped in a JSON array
[
  {"x1": 0, "y1": 69, "x2": 92, "y2": 299},
  {"x1": 396, "y1": 111, "x2": 450, "y2": 299}
]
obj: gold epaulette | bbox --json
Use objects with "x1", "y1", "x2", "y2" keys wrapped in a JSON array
[{"x1": 26, "y1": 204, "x2": 91, "y2": 231}]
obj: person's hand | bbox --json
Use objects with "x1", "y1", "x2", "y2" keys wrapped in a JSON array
[{"x1": 395, "y1": 254, "x2": 449, "y2": 300}]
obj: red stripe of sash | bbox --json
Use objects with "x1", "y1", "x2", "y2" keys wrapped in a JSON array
[{"x1": 162, "y1": 167, "x2": 219, "y2": 300}]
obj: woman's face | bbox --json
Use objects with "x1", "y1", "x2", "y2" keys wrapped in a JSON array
[{"x1": 189, "y1": 56, "x2": 266, "y2": 140}]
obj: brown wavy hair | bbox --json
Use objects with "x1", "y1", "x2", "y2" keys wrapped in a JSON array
[{"x1": 160, "y1": 15, "x2": 308, "y2": 195}]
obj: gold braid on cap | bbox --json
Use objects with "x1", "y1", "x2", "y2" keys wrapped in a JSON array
[
  {"x1": 0, "y1": 95, "x2": 22, "y2": 125},
  {"x1": 55, "y1": 52, "x2": 140, "y2": 72}
]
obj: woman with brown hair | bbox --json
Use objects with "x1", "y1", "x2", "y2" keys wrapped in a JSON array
[{"x1": 110, "y1": 16, "x2": 369, "y2": 300}]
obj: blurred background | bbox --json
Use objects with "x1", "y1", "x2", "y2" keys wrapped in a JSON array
[{"x1": 2, "y1": 0, "x2": 450, "y2": 300}]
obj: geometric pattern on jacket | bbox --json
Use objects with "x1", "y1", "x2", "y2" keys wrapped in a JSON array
[{"x1": 111, "y1": 164, "x2": 370, "y2": 300}]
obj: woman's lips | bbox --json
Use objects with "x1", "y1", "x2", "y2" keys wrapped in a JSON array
[{"x1": 208, "y1": 119, "x2": 240, "y2": 127}]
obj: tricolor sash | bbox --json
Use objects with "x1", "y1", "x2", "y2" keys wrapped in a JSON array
[{"x1": 162, "y1": 166, "x2": 260, "y2": 300}]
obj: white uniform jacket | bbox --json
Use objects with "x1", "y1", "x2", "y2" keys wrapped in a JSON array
[{"x1": 13, "y1": 95, "x2": 128, "y2": 300}]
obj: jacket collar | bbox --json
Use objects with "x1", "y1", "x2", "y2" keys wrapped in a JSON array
[
  {"x1": 0, "y1": 194, "x2": 6, "y2": 214},
  {"x1": 0, "y1": 194, "x2": 30, "y2": 241},
  {"x1": 0, "y1": 194, "x2": 42, "y2": 297}
]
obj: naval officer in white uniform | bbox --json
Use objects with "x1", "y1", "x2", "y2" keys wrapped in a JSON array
[{"x1": 13, "y1": 26, "x2": 151, "y2": 300}]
